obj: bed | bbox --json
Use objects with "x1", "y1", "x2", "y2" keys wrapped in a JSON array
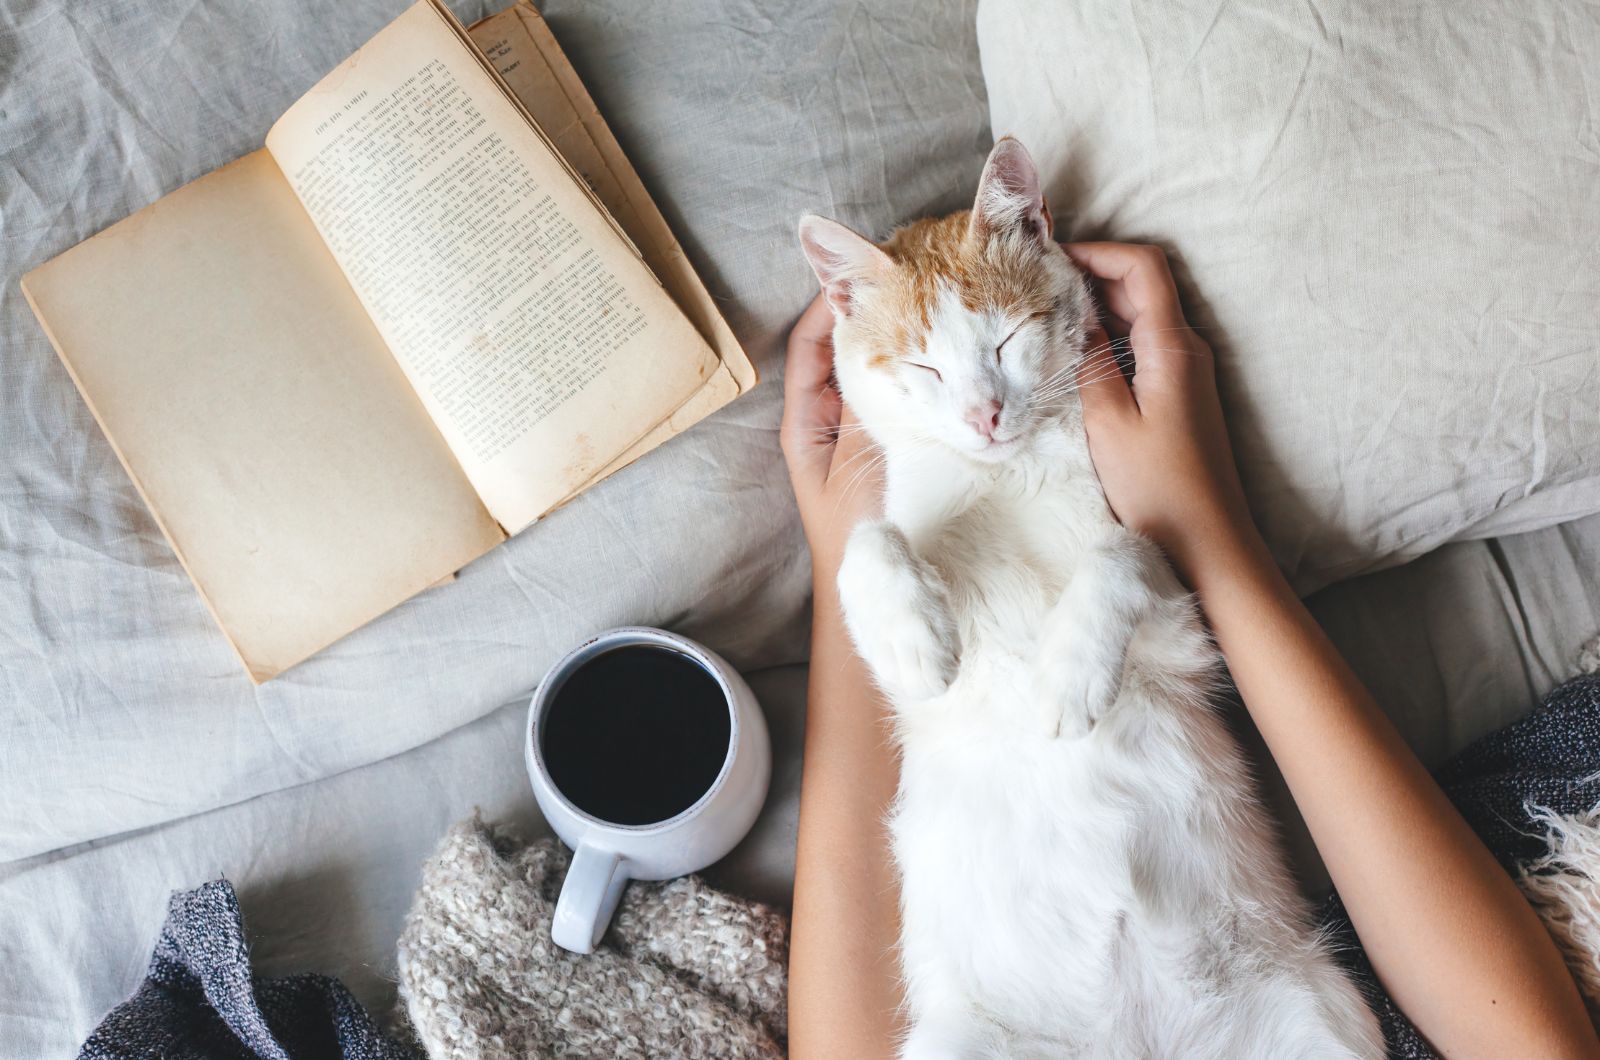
[{"x1": 2, "y1": 0, "x2": 1597, "y2": 1054}]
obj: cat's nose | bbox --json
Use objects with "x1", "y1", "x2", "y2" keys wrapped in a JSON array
[{"x1": 965, "y1": 399, "x2": 1002, "y2": 441}]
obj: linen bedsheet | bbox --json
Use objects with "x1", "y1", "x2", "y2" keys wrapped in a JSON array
[
  {"x1": 0, "y1": 0, "x2": 990, "y2": 1050},
  {"x1": 6, "y1": 0, "x2": 1599, "y2": 1054},
  {"x1": 0, "y1": 0, "x2": 992, "y2": 863}
]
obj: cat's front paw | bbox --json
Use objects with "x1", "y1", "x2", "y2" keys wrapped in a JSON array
[
  {"x1": 1034, "y1": 647, "x2": 1123, "y2": 739},
  {"x1": 838, "y1": 522, "x2": 960, "y2": 701},
  {"x1": 875, "y1": 609, "x2": 960, "y2": 701}
]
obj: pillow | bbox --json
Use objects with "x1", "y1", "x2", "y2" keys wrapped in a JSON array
[
  {"x1": 0, "y1": 0, "x2": 992, "y2": 861},
  {"x1": 977, "y1": 0, "x2": 1600, "y2": 592}
]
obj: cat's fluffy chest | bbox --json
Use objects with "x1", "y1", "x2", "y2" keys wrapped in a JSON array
[
  {"x1": 890, "y1": 419, "x2": 1104, "y2": 556},
  {"x1": 882, "y1": 425, "x2": 1115, "y2": 710}
]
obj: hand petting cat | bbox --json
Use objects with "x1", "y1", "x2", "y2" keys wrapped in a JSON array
[
  {"x1": 782, "y1": 237, "x2": 1249, "y2": 592},
  {"x1": 780, "y1": 291, "x2": 881, "y2": 578},
  {"x1": 1066, "y1": 241, "x2": 1263, "y2": 592}
]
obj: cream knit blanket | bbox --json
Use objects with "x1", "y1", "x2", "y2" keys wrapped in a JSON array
[{"x1": 396, "y1": 820, "x2": 788, "y2": 1059}]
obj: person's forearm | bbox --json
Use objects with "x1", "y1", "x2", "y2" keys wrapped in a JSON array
[
  {"x1": 1186, "y1": 530, "x2": 1597, "y2": 1057},
  {"x1": 787, "y1": 574, "x2": 905, "y2": 1059}
]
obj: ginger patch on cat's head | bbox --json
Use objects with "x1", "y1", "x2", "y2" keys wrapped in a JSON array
[
  {"x1": 864, "y1": 209, "x2": 1062, "y2": 368},
  {"x1": 798, "y1": 137, "x2": 1093, "y2": 462}
]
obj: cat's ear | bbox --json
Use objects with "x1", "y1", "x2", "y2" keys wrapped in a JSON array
[
  {"x1": 797, "y1": 215, "x2": 894, "y2": 317},
  {"x1": 971, "y1": 136, "x2": 1052, "y2": 243}
]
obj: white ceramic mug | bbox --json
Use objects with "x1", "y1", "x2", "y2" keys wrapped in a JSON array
[{"x1": 525, "y1": 626, "x2": 771, "y2": 954}]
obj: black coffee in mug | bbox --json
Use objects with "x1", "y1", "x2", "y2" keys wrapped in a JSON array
[{"x1": 540, "y1": 644, "x2": 732, "y2": 826}]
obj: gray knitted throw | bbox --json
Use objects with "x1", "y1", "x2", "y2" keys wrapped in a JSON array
[{"x1": 395, "y1": 821, "x2": 788, "y2": 1059}]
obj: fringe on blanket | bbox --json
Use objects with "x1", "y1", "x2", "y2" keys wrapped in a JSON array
[
  {"x1": 1522, "y1": 803, "x2": 1600, "y2": 1024},
  {"x1": 1520, "y1": 633, "x2": 1600, "y2": 1022}
]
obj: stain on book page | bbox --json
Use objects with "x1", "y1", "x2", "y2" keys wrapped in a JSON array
[{"x1": 560, "y1": 432, "x2": 596, "y2": 491}]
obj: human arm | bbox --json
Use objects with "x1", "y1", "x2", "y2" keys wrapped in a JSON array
[
  {"x1": 1068, "y1": 240, "x2": 1599, "y2": 1057},
  {"x1": 779, "y1": 293, "x2": 905, "y2": 1058}
]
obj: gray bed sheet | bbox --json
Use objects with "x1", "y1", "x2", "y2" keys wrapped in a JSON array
[
  {"x1": 0, "y1": 0, "x2": 991, "y2": 864},
  {"x1": 5, "y1": 0, "x2": 1600, "y2": 1054},
  {"x1": 5, "y1": 514, "x2": 1599, "y2": 1056},
  {"x1": 0, "y1": 0, "x2": 991, "y2": 1050}
]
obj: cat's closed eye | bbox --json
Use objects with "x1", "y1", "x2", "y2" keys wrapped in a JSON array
[
  {"x1": 996, "y1": 328, "x2": 1021, "y2": 363},
  {"x1": 908, "y1": 361, "x2": 943, "y2": 382}
]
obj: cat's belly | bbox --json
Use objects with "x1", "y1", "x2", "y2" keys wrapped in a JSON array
[
  {"x1": 891, "y1": 723, "x2": 1140, "y2": 1018},
  {"x1": 888, "y1": 677, "x2": 1289, "y2": 1046}
]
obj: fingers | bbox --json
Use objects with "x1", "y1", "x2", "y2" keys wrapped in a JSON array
[
  {"x1": 831, "y1": 403, "x2": 874, "y2": 469},
  {"x1": 826, "y1": 402, "x2": 885, "y2": 519},
  {"x1": 1063, "y1": 242, "x2": 1188, "y2": 339},
  {"x1": 1076, "y1": 320, "x2": 1138, "y2": 422},
  {"x1": 780, "y1": 294, "x2": 844, "y2": 464},
  {"x1": 784, "y1": 292, "x2": 839, "y2": 398},
  {"x1": 1065, "y1": 242, "x2": 1209, "y2": 388}
]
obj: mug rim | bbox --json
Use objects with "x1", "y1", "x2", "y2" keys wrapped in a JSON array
[{"x1": 527, "y1": 626, "x2": 740, "y2": 836}]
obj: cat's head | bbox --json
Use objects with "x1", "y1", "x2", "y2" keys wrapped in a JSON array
[{"x1": 798, "y1": 137, "x2": 1093, "y2": 464}]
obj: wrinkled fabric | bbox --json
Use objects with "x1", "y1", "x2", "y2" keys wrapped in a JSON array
[
  {"x1": 0, "y1": 0, "x2": 992, "y2": 863},
  {"x1": 978, "y1": 0, "x2": 1600, "y2": 593},
  {"x1": 78, "y1": 880, "x2": 419, "y2": 1060},
  {"x1": 1283, "y1": 511, "x2": 1600, "y2": 893}
]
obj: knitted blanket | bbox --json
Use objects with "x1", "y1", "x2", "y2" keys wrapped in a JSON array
[
  {"x1": 76, "y1": 880, "x2": 417, "y2": 1060},
  {"x1": 395, "y1": 822, "x2": 789, "y2": 1059}
]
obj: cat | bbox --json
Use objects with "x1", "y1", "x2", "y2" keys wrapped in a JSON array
[{"x1": 796, "y1": 137, "x2": 1385, "y2": 1059}]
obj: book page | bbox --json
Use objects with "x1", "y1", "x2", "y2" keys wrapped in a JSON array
[
  {"x1": 264, "y1": 0, "x2": 719, "y2": 532},
  {"x1": 466, "y1": 3, "x2": 755, "y2": 500},
  {"x1": 20, "y1": 151, "x2": 504, "y2": 681}
]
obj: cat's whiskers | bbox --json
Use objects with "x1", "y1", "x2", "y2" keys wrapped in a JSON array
[
  {"x1": 1029, "y1": 343, "x2": 1207, "y2": 406},
  {"x1": 832, "y1": 447, "x2": 893, "y2": 516},
  {"x1": 830, "y1": 434, "x2": 945, "y2": 518}
]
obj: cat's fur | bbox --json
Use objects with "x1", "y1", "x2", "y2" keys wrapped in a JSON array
[{"x1": 797, "y1": 138, "x2": 1384, "y2": 1059}]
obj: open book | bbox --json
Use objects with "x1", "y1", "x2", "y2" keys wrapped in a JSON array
[{"x1": 21, "y1": 0, "x2": 755, "y2": 682}]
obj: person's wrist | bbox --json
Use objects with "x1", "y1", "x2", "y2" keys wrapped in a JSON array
[
  {"x1": 801, "y1": 504, "x2": 868, "y2": 581},
  {"x1": 1148, "y1": 491, "x2": 1268, "y2": 589},
  {"x1": 1172, "y1": 509, "x2": 1279, "y2": 600},
  {"x1": 810, "y1": 542, "x2": 846, "y2": 594},
  {"x1": 800, "y1": 520, "x2": 847, "y2": 591}
]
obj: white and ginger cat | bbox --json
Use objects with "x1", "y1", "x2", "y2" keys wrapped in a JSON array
[{"x1": 797, "y1": 138, "x2": 1384, "y2": 1059}]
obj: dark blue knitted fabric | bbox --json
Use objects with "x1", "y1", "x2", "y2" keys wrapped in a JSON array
[
  {"x1": 1322, "y1": 673, "x2": 1600, "y2": 1058},
  {"x1": 77, "y1": 879, "x2": 419, "y2": 1060}
]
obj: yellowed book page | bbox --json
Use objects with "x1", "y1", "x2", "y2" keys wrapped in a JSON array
[
  {"x1": 467, "y1": 3, "x2": 754, "y2": 496},
  {"x1": 471, "y1": 2, "x2": 754, "y2": 393},
  {"x1": 264, "y1": 1, "x2": 719, "y2": 533},
  {"x1": 20, "y1": 151, "x2": 504, "y2": 681}
]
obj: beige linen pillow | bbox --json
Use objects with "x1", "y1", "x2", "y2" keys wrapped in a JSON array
[{"x1": 978, "y1": 0, "x2": 1600, "y2": 591}]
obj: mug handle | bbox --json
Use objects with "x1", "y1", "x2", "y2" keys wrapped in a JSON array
[{"x1": 552, "y1": 842, "x2": 629, "y2": 954}]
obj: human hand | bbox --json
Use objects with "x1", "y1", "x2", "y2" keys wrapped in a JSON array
[
  {"x1": 1066, "y1": 242, "x2": 1266, "y2": 588},
  {"x1": 780, "y1": 293, "x2": 884, "y2": 582}
]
